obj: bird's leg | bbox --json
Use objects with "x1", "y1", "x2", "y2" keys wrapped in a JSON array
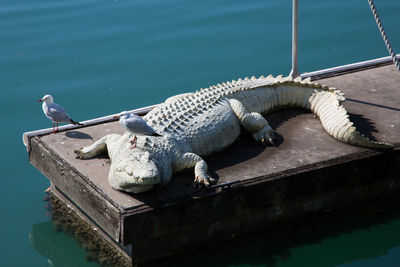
[
  {"x1": 52, "y1": 123, "x2": 56, "y2": 134},
  {"x1": 56, "y1": 122, "x2": 59, "y2": 132},
  {"x1": 129, "y1": 135, "x2": 137, "y2": 149}
]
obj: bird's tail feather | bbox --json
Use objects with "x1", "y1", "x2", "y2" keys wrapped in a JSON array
[
  {"x1": 71, "y1": 120, "x2": 83, "y2": 126},
  {"x1": 152, "y1": 133, "x2": 163, "y2": 137}
]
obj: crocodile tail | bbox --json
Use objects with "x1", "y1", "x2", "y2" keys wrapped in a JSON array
[
  {"x1": 348, "y1": 131, "x2": 393, "y2": 149},
  {"x1": 308, "y1": 89, "x2": 392, "y2": 150}
]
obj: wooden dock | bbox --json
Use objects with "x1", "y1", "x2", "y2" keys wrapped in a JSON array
[{"x1": 24, "y1": 63, "x2": 400, "y2": 265}]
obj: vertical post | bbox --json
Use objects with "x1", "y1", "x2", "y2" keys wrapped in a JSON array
[{"x1": 289, "y1": 0, "x2": 299, "y2": 78}]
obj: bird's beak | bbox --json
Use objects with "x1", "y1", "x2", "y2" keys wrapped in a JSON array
[{"x1": 38, "y1": 99, "x2": 43, "y2": 103}]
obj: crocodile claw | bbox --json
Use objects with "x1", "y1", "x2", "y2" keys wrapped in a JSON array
[
  {"x1": 194, "y1": 175, "x2": 216, "y2": 188},
  {"x1": 261, "y1": 137, "x2": 275, "y2": 145},
  {"x1": 74, "y1": 148, "x2": 89, "y2": 159},
  {"x1": 253, "y1": 125, "x2": 275, "y2": 146},
  {"x1": 74, "y1": 149, "x2": 83, "y2": 159}
]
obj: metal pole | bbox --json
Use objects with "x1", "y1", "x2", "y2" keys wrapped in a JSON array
[{"x1": 289, "y1": 0, "x2": 299, "y2": 78}]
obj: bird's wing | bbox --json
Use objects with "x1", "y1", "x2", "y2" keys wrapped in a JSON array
[
  {"x1": 141, "y1": 123, "x2": 158, "y2": 135},
  {"x1": 46, "y1": 103, "x2": 72, "y2": 123},
  {"x1": 126, "y1": 116, "x2": 157, "y2": 135}
]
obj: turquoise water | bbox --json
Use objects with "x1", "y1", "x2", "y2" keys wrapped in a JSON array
[{"x1": 1, "y1": 0, "x2": 399, "y2": 266}]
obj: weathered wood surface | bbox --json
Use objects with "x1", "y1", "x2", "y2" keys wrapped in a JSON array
[
  {"x1": 29, "y1": 138, "x2": 122, "y2": 241},
  {"x1": 27, "y1": 64, "x2": 400, "y2": 262}
]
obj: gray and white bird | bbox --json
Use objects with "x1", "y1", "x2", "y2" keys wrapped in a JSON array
[
  {"x1": 114, "y1": 111, "x2": 162, "y2": 148},
  {"x1": 38, "y1": 94, "x2": 83, "y2": 133}
]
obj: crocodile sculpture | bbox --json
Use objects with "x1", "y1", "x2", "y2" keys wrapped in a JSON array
[{"x1": 75, "y1": 75, "x2": 392, "y2": 193}]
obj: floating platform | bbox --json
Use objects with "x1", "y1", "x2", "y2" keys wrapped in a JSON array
[{"x1": 24, "y1": 63, "x2": 400, "y2": 265}]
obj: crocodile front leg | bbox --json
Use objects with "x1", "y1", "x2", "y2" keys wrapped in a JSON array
[
  {"x1": 74, "y1": 134, "x2": 120, "y2": 159},
  {"x1": 176, "y1": 152, "x2": 215, "y2": 187},
  {"x1": 229, "y1": 98, "x2": 275, "y2": 145}
]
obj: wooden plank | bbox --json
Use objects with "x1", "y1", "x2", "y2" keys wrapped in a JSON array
[{"x1": 29, "y1": 137, "x2": 122, "y2": 242}]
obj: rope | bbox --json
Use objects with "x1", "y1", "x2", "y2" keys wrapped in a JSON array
[{"x1": 368, "y1": 0, "x2": 400, "y2": 71}]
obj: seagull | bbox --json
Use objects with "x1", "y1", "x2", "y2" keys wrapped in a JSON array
[
  {"x1": 38, "y1": 94, "x2": 83, "y2": 133},
  {"x1": 114, "y1": 111, "x2": 162, "y2": 148}
]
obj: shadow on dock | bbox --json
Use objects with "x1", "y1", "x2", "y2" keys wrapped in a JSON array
[
  {"x1": 347, "y1": 98, "x2": 400, "y2": 112},
  {"x1": 65, "y1": 131, "x2": 94, "y2": 140},
  {"x1": 204, "y1": 108, "x2": 307, "y2": 171},
  {"x1": 266, "y1": 108, "x2": 383, "y2": 144},
  {"x1": 348, "y1": 113, "x2": 380, "y2": 142}
]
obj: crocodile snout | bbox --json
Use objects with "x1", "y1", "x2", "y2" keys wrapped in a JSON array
[{"x1": 109, "y1": 152, "x2": 161, "y2": 193}]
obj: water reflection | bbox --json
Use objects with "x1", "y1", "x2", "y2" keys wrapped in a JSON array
[
  {"x1": 31, "y1": 192, "x2": 400, "y2": 267},
  {"x1": 30, "y1": 214, "x2": 400, "y2": 267},
  {"x1": 30, "y1": 193, "x2": 131, "y2": 267},
  {"x1": 147, "y1": 196, "x2": 400, "y2": 267},
  {"x1": 65, "y1": 131, "x2": 94, "y2": 140},
  {"x1": 29, "y1": 221, "x2": 99, "y2": 267}
]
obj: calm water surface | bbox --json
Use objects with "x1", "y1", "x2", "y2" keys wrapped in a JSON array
[{"x1": 1, "y1": 0, "x2": 399, "y2": 266}]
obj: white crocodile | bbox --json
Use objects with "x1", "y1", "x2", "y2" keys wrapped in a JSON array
[{"x1": 75, "y1": 75, "x2": 392, "y2": 193}]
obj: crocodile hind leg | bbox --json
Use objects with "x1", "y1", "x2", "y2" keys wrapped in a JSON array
[
  {"x1": 176, "y1": 152, "x2": 216, "y2": 187},
  {"x1": 229, "y1": 98, "x2": 275, "y2": 145}
]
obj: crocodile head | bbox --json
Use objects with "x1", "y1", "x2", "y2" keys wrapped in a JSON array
[{"x1": 109, "y1": 151, "x2": 161, "y2": 193}]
